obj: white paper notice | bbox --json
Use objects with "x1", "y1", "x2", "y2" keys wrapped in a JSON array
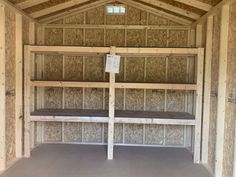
[{"x1": 105, "y1": 54, "x2": 120, "y2": 73}]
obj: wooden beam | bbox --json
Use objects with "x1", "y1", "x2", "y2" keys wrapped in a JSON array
[
  {"x1": 117, "y1": 0, "x2": 193, "y2": 25},
  {"x1": 24, "y1": 46, "x2": 31, "y2": 158},
  {"x1": 17, "y1": 0, "x2": 49, "y2": 9},
  {"x1": 201, "y1": 16, "x2": 213, "y2": 164},
  {"x1": 45, "y1": 24, "x2": 191, "y2": 30},
  {"x1": 29, "y1": 22, "x2": 35, "y2": 150},
  {"x1": 30, "y1": 0, "x2": 91, "y2": 18},
  {"x1": 234, "y1": 121, "x2": 236, "y2": 177},
  {"x1": 30, "y1": 81, "x2": 197, "y2": 90},
  {"x1": 41, "y1": 0, "x2": 114, "y2": 24},
  {"x1": 215, "y1": 4, "x2": 230, "y2": 177},
  {"x1": 30, "y1": 116, "x2": 196, "y2": 125},
  {"x1": 192, "y1": 0, "x2": 235, "y2": 27},
  {"x1": 115, "y1": 83, "x2": 197, "y2": 90},
  {"x1": 193, "y1": 48, "x2": 204, "y2": 163},
  {"x1": 15, "y1": 13, "x2": 23, "y2": 159},
  {"x1": 138, "y1": 0, "x2": 200, "y2": 19},
  {"x1": 107, "y1": 46, "x2": 116, "y2": 160},
  {"x1": 0, "y1": 3, "x2": 6, "y2": 171},
  {"x1": 0, "y1": 0, "x2": 36, "y2": 22},
  {"x1": 196, "y1": 24, "x2": 202, "y2": 47},
  {"x1": 174, "y1": 0, "x2": 212, "y2": 11},
  {"x1": 27, "y1": 45, "x2": 200, "y2": 55}
]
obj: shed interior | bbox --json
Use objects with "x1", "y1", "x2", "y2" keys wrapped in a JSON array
[{"x1": 0, "y1": 0, "x2": 235, "y2": 177}]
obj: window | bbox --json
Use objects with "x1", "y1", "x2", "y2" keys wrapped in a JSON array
[{"x1": 106, "y1": 5, "x2": 126, "y2": 14}]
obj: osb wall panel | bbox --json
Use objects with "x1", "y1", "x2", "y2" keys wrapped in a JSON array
[
  {"x1": 64, "y1": 28, "x2": 83, "y2": 46},
  {"x1": 64, "y1": 56, "x2": 83, "y2": 81},
  {"x1": 145, "y1": 125, "x2": 164, "y2": 145},
  {"x1": 44, "y1": 122, "x2": 62, "y2": 142},
  {"x1": 125, "y1": 124, "x2": 143, "y2": 144},
  {"x1": 223, "y1": 3, "x2": 236, "y2": 177},
  {"x1": 126, "y1": 29, "x2": 146, "y2": 47},
  {"x1": 45, "y1": 28, "x2": 63, "y2": 45},
  {"x1": 40, "y1": 4, "x2": 192, "y2": 146},
  {"x1": 105, "y1": 29, "x2": 125, "y2": 47},
  {"x1": 168, "y1": 30, "x2": 188, "y2": 47},
  {"x1": 5, "y1": 7, "x2": 16, "y2": 165},
  {"x1": 146, "y1": 57, "x2": 166, "y2": 83},
  {"x1": 64, "y1": 13, "x2": 84, "y2": 24},
  {"x1": 84, "y1": 88, "x2": 103, "y2": 109},
  {"x1": 208, "y1": 11, "x2": 221, "y2": 172},
  {"x1": 83, "y1": 123, "x2": 103, "y2": 143},
  {"x1": 165, "y1": 125, "x2": 184, "y2": 145},
  {"x1": 147, "y1": 29, "x2": 167, "y2": 47},
  {"x1": 64, "y1": 123, "x2": 82, "y2": 142},
  {"x1": 64, "y1": 88, "x2": 83, "y2": 109}
]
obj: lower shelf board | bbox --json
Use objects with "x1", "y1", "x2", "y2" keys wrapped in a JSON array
[{"x1": 30, "y1": 109, "x2": 195, "y2": 125}]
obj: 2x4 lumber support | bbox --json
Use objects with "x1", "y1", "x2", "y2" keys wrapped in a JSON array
[
  {"x1": 30, "y1": 0, "x2": 91, "y2": 18},
  {"x1": 138, "y1": 0, "x2": 200, "y2": 19},
  {"x1": 192, "y1": 0, "x2": 235, "y2": 27},
  {"x1": 15, "y1": 13, "x2": 23, "y2": 158},
  {"x1": 117, "y1": 0, "x2": 192, "y2": 25},
  {"x1": 0, "y1": 3, "x2": 6, "y2": 171},
  {"x1": 215, "y1": 4, "x2": 230, "y2": 177},
  {"x1": 30, "y1": 81, "x2": 197, "y2": 90},
  {"x1": 17, "y1": 0, "x2": 49, "y2": 10},
  {"x1": 107, "y1": 46, "x2": 116, "y2": 160},
  {"x1": 174, "y1": 0, "x2": 212, "y2": 11},
  {"x1": 41, "y1": 0, "x2": 114, "y2": 24},
  {"x1": 27, "y1": 45, "x2": 200, "y2": 55},
  {"x1": 201, "y1": 16, "x2": 213, "y2": 164},
  {"x1": 29, "y1": 22, "x2": 35, "y2": 150},
  {"x1": 234, "y1": 121, "x2": 236, "y2": 177},
  {"x1": 0, "y1": 0, "x2": 36, "y2": 23},
  {"x1": 24, "y1": 46, "x2": 31, "y2": 158},
  {"x1": 193, "y1": 48, "x2": 204, "y2": 163}
]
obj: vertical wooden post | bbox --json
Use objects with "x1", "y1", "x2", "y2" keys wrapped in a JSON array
[
  {"x1": 15, "y1": 13, "x2": 23, "y2": 158},
  {"x1": 107, "y1": 46, "x2": 116, "y2": 160},
  {"x1": 196, "y1": 24, "x2": 202, "y2": 47},
  {"x1": 201, "y1": 16, "x2": 213, "y2": 164},
  {"x1": 24, "y1": 46, "x2": 31, "y2": 158},
  {"x1": 0, "y1": 3, "x2": 6, "y2": 171},
  {"x1": 29, "y1": 22, "x2": 35, "y2": 150},
  {"x1": 215, "y1": 5, "x2": 230, "y2": 177},
  {"x1": 194, "y1": 48, "x2": 204, "y2": 163},
  {"x1": 36, "y1": 26, "x2": 44, "y2": 145},
  {"x1": 233, "y1": 120, "x2": 236, "y2": 177}
]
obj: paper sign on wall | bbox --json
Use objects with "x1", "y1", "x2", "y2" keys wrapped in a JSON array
[{"x1": 105, "y1": 54, "x2": 120, "y2": 73}]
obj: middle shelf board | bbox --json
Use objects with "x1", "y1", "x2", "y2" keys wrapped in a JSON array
[
  {"x1": 30, "y1": 81, "x2": 197, "y2": 90},
  {"x1": 31, "y1": 109, "x2": 195, "y2": 125}
]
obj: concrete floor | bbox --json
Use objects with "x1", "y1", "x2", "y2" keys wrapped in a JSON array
[{"x1": 1, "y1": 144, "x2": 213, "y2": 177}]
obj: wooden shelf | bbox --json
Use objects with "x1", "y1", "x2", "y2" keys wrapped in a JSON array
[
  {"x1": 30, "y1": 81, "x2": 197, "y2": 90},
  {"x1": 30, "y1": 109, "x2": 195, "y2": 125}
]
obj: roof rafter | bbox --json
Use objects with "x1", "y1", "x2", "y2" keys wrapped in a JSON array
[
  {"x1": 174, "y1": 0, "x2": 212, "y2": 11},
  {"x1": 41, "y1": 0, "x2": 114, "y2": 23},
  {"x1": 117, "y1": 0, "x2": 193, "y2": 25},
  {"x1": 17, "y1": 0, "x2": 49, "y2": 10},
  {"x1": 138, "y1": 0, "x2": 200, "y2": 20},
  {"x1": 30, "y1": 0, "x2": 91, "y2": 18}
]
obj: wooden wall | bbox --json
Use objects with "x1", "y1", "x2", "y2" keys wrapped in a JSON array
[
  {"x1": 200, "y1": 3, "x2": 236, "y2": 177},
  {"x1": 34, "y1": 5, "x2": 195, "y2": 148},
  {"x1": 223, "y1": 2, "x2": 236, "y2": 177}
]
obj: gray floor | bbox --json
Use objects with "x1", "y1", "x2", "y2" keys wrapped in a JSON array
[{"x1": 1, "y1": 144, "x2": 213, "y2": 177}]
